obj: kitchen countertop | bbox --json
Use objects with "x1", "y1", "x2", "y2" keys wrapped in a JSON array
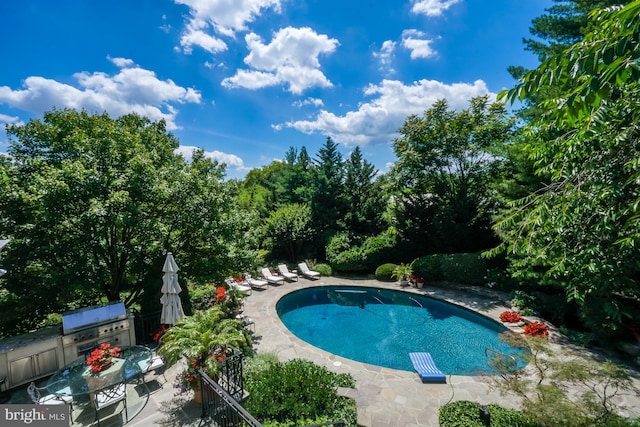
[{"x1": 0, "y1": 325, "x2": 61, "y2": 353}]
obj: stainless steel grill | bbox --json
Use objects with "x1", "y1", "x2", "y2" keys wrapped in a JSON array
[{"x1": 60, "y1": 302, "x2": 136, "y2": 364}]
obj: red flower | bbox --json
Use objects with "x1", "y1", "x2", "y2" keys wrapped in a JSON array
[
  {"x1": 499, "y1": 310, "x2": 524, "y2": 323},
  {"x1": 151, "y1": 324, "x2": 169, "y2": 342},
  {"x1": 524, "y1": 321, "x2": 549, "y2": 337},
  {"x1": 216, "y1": 286, "x2": 226, "y2": 303},
  {"x1": 86, "y1": 343, "x2": 121, "y2": 373}
]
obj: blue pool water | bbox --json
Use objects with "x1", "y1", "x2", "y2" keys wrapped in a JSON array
[{"x1": 276, "y1": 286, "x2": 526, "y2": 375}]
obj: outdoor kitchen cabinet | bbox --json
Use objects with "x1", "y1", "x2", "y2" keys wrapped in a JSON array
[
  {"x1": 9, "y1": 344, "x2": 59, "y2": 387},
  {"x1": 0, "y1": 326, "x2": 64, "y2": 389}
]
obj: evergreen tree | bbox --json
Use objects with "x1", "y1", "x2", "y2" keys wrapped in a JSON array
[{"x1": 343, "y1": 147, "x2": 387, "y2": 236}]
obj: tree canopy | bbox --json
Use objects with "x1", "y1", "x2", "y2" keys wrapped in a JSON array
[
  {"x1": 494, "y1": 1, "x2": 640, "y2": 331},
  {"x1": 0, "y1": 109, "x2": 251, "y2": 334}
]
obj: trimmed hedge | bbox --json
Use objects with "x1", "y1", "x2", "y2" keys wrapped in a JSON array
[
  {"x1": 439, "y1": 401, "x2": 540, "y2": 427},
  {"x1": 375, "y1": 263, "x2": 397, "y2": 281},
  {"x1": 243, "y1": 358, "x2": 356, "y2": 425},
  {"x1": 412, "y1": 252, "x2": 487, "y2": 285},
  {"x1": 326, "y1": 228, "x2": 397, "y2": 273}
]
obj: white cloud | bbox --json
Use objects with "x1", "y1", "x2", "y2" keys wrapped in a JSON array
[
  {"x1": 176, "y1": 144, "x2": 247, "y2": 170},
  {"x1": 221, "y1": 27, "x2": 338, "y2": 94},
  {"x1": 411, "y1": 0, "x2": 461, "y2": 17},
  {"x1": 0, "y1": 113, "x2": 21, "y2": 125},
  {"x1": 175, "y1": 0, "x2": 282, "y2": 53},
  {"x1": 0, "y1": 59, "x2": 201, "y2": 130},
  {"x1": 279, "y1": 79, "x2": 494, "y2": 147},
  {"x1": 373, "y1": 40, "x2": 397, "y2": 75},
  {"x1": 179, "y1": 18, "x2": 227, "y2": 54},
  {"x1": 401, "y1": 29, "x2": 438, "y2": 59},
  {"x1": 293, "y1": 97, "x2": 324, "y2": 108}
]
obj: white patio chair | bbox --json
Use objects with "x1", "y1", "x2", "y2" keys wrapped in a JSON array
[
  {"x1": 298, "y1": 262, "x2": 321, "y2": 279},
  {"x1": 244, "y1": 273, "x2": 268, "y2": 290},
  {"x1": 226, "y1": 278, "x2": 252, "y2": 295},
  {"x1": 277, "y1": 264, "x2": 298, "y2": 281},
  {"x1": 261, "y1": 268, "x2": 285, "y2": 285},
  {"x1": 94, "y1": 382, "x2": 127, "y2": 426},
  {"x1": 28, "y1": 382, "x2": 73, "y2": 422}
]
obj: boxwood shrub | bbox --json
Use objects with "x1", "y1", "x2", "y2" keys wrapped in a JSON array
[
  {"x1": 412, "y1": 252, "x2": 487, "y2": 285},
  {"x1": 243, "y1": 358, "x2": 356, "y2": 425},
  {"x1": 439, "y1": 252, "x2": 487, "y2": 285},
  {"x1": 439, "y1": 401, "x2": 540, "y2": 427},
  {"x1": 375, "y1": 263, "x2": 397, "y2": 281}
]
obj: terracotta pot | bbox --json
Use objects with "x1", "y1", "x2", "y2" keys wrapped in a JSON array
[{"x1": 192, "y1": 378, "x2": 203, "y2": 404}]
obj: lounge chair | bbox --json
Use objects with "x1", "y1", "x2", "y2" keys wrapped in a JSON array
[
  {"x1": 225, "y1": 278, "x2": 252, "y2": 295},
  {"x1": 244, "y1": 273, "x2": 268, "y2": 290},
  {"x1": 298, "y1": 262, "x2": 320, "y2": 279},
  {"x1": 277, "y1": 264, "x2": 298, "y2": 281},
  {"x1": 261, "y1": 268, "x2": 285, "y2": 285},
  {"x1": 408, "y1": 352, "x2": 446, "y2": 383}
]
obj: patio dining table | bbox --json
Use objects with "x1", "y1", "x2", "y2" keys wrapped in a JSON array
[
  {"x1": 46, "y1": 345, "x2": 153, "y2": 397},
  {"x1": 46, "y1": 346, "x2": 153, "y2": 425}
]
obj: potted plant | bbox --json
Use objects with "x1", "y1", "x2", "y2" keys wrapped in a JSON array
[
  {"x1": 391, "y1": 263, "x2": 413, "y2": 286},
  {"x1": 158, "y1": 306, "x2": 253, "y2": 400}
]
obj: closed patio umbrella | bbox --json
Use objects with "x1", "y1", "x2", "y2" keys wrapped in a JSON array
[{"x1": 160, "y1": 252, "x2": 185, "y2": 325}]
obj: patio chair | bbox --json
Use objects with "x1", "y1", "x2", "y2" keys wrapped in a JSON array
[
  {"x1": 226, "y1": 278, "x2": 252, "y2": 295},
  {"x1": 243, "y1": 273, "x2": 268, "y2": 290},
  {"x1": 94, "y1": 382, "x2": 127, "y2": 427},
  {"x1": 138, "y1": 352, "x2": 167, "y2": 388},
  {"x1": 298, "y1": 262, "x2": 321, "y2": 279},
  {"x1": 261, "y1": 268, "x2": 285, "y2": 285},
  {"x1": 28, "y1": 382, "x2": 73, "y2": 422},
  {"x1": 277, "y1": 264, "x2": 298, "y2": 281}
]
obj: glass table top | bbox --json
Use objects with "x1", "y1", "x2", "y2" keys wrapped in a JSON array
[{"x1": 46, "y1": 345, "x2": 153, "y2": 397}]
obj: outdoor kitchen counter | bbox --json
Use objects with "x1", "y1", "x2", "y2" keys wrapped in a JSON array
[{"x1": 0, "y1": 325, "x2": 60, "y2": 352}]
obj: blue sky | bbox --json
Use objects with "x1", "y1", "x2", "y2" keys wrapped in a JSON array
[{"x1": 0, "y1": 0, "x2": 552, "y2": 179}]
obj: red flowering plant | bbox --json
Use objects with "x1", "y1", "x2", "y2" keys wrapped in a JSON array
[
  {"x1": 150, "y1": 324, "x2": 169, "y2": 343},
  {"x1": 524, "y1": 321, "x2": 550, "y2": 337},
  {"x1": 215, "y1": 286, "x2": 226, "y2": 303},
  {"x1": 499, "y1": 310, "x2": 524, "y2": 323},
  {"x1": 86, "y1": 343, "x2": 121, "y2": 373}
]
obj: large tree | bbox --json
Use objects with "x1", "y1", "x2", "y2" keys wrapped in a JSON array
[
  {"x1": 0, "y1": 109, "x2": 248, "y2": 334},
  {"x1": 495, "y1": 1, "x2": 640, "y2": 333},
  {"x1": 311, "y1": 137, "x2": 346, "y2": 237},
  {"x1": 391, "y1": 96, "x2": 514, "y2": 255},
  {"x1": 343, "y1": 146, "x2": 387, "y2": 236}
]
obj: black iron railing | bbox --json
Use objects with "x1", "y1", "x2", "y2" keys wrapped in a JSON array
[{"x1": 199, "y1": 368, "x2": 262, "y2": 427}]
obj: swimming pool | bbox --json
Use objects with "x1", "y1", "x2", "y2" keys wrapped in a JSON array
[{"x1": 276, "y1": 286, "x2": 526, "y2": 375}]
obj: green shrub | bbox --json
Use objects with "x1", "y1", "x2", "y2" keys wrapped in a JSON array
[
  {"x1": 375, "y1": 263, "x2": 397, "y2": 281},
  {"x1": 439, "y1": 401, "x2": 541, "y2": 427},
  {"x1": 244, "y1": 358, "x2": 356, "y2": 424},
  {"x1": 439, "y1": 252, "x2": 487, "y2": 285},
  {"x1": 189, "y1": 283, "x2": 218, "y2": 311},
  {"x1": 412, "y1": 254, "x2": 443, "y2": 281},
  {"x1": 326, "y1": 228, "x2": 397, "y2": 273},
  {"x1": 438, "y1": 401, "x2": 484, "y2": 427},
  {"x1": 510, "y1": 290, "x2": 536, "y2": 315},
  {"x1": 486, "y1": 404, "x2": 541, "y2": 427},
  {"x1": 314, "y1": 263, "x2": 332, "y2": 276}
]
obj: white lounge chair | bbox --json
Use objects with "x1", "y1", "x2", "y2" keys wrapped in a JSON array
[
  {"x1": 261, "y1": 268, "x2": 285, "y2": 285},
  {"x1": 244, "y1": 273, "x2": 268, "y2": 290},
  {"x1": 277, "y1": 264, "x2": 298, "y2": 281},
  {"x1": 298, "y1": 262, "x2": 320, "y2": 279},
  {"x1": 226, "y1": 278, "x2": 252, "y2": 295}
]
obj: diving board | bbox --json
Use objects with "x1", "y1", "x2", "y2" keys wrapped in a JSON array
[{"x1": 408, "y1": 352, "x2": 446, "y2": 383}]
